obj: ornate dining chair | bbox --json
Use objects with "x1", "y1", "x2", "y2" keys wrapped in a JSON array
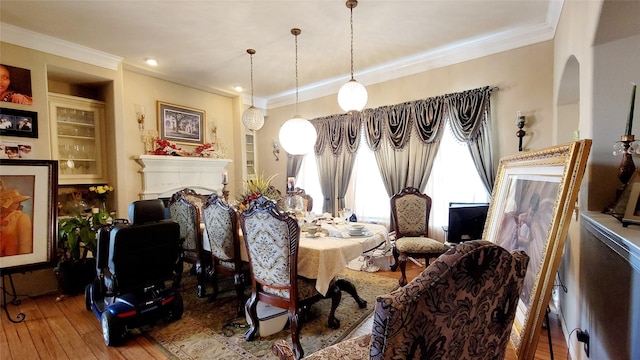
[
  {"x1": 390, "y1": 187, "x2": 450, "y2": 286},
  {"x1": 168, "y1": 188, "x2": 211, "y2": 298},
  {"x1": 201, "y1": 193, "x2": 248, "y2": 316},
  {"x1": 283, "y1": 187, "x2": 313, "y2": 213},
  {"x1": 240, "y1": 196, "x2": 341, "y2": 360},
  {"x1": 272, "y1": 240, "x2": 529, "y2": 360}
]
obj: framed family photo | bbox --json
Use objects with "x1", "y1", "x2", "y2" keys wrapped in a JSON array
[
  {"x1": 157, "y1": 101, "x2": 204, "y2": 146},
  {"x1": 0, "y1": 160, "x2": 57, "y2": 274},
  {"x1": 0, "y1": 107, "x2": 38, "y2": 138},
  {"x1": 483, "y1": 140, "x2": 591, "y2": 359}
]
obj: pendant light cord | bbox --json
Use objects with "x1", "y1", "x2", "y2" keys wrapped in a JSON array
[
  {"x1": 250, "y1": 52, "x2": 255, "y2": 107},
  {"x1": 294, "y1": 30, "x2": 300, "y2": 115},
  {"x1": 350, "y1": 5, "x2": 354, "y2": 81}
]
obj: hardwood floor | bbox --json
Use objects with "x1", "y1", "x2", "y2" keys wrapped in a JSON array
[{"x1": 0, "y1": 262, "x2": 568, "y2": 359}]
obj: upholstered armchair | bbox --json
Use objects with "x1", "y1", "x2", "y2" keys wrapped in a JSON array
[
  {"x1": 201, "y1": 193, "x2": 248, "y2": 316},
  {"x1": 240, "y1": 196, "x2": 341, "y2": 360},
  {"x1": 168, "y1": 188, "x2": 211, "y2": 297},
  {"x1": 272, "y1": 240, "x2": 529, "y2": 360},
  {"x1": 390, "y1": 187, "x2": 450, "y2": 286}
]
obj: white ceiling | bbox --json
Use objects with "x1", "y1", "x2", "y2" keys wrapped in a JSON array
[{"x1": 0, "y1": 0, "x2": 562, "y2": 109}]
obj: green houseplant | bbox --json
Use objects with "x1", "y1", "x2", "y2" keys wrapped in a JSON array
[{"x1": 55, "y1": 210, "x2": 112, "y2": 295}]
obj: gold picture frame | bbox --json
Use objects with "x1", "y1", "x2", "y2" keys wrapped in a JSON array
[
  {"x1": 483, "y1": 140, "x2": 591, "y2": 359},
  {"x1": 157, "y1": 101, "x2": 205, "y2": 146}
]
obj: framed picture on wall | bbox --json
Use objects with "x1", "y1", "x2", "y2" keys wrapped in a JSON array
[
  {"x1": 483, "y1": 140, "x2": 591, "y2": 360},
  {"x1": 157, "y1": 101, "x2": 204, "y2": 146},
  {"x1": 0, "y1": 159, "x2": 58, "y2": 274},
  {"x1": 0, "y1": 107, "x2": 38, "y2": 138},
  {"x1": 0, "y1": 64, "x2": 33, "y2": 105}
]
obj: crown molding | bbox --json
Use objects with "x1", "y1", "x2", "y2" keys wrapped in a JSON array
[{"x1": 1, "y1": 23, "x2": 122, "y2": 70}]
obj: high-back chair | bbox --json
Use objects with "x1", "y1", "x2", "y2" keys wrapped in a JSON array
[
  {"x1": 201, "y1": 193, "x2": 248, "y2": 316},
  {"x1": 390, "y1": 187, "x2": 449, "y2": 286},
  {"x1": 168, "y1": 188, "x2": 210, "y2": 297},
  {"x1": 282, "y1": 187, "x2": 313, "y2": 213},
  {"x1": 272, "y1": 240, "x2": 529, "y2": 360},
  {"x1": 240, "y1": 196, "x2": 341, "y2": 360}
]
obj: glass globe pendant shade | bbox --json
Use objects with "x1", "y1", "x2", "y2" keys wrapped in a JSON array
[
  {"x1": 242, "y1": 105, "x2": 264, "y2": 131},
  {"x1": 279, "y1": 115, "x2": 317, "y2": 155},
  {"x1": 338, "y1": 79, "x2": 368, "y2": 113}
]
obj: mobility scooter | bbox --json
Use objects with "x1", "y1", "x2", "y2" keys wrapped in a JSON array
[{"x1": 85, "y1": 199, "x2": 184, "y2": 345}]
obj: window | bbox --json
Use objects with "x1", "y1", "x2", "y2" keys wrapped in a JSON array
[{"x1": 298, "y1": 122, "x2": 490, "y2": 239}]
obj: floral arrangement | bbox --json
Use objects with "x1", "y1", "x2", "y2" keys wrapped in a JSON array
[
  {"x1": 89, "y1": 184, "x2": 113, "y2": 197},
  {"x1": 236, "y1": 173, "x2": 282, "y2": 213},
  {"x1": 194, "y1": 142, "x2": 216, "y2": 157},
  {"x1": 152, "y1": 138, "x2": 183, "y2": 156}
]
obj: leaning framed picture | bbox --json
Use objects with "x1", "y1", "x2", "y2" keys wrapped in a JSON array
[
  {"x1": 622, "y1": 182, "x2": 640, "y2": 226},
  {"x1": 483, "y1": 140, "x2": 591, "y2": 359},
  {"x1": 0, "y1": 159, "x2": 58, "y2": 273},
  {"x1": 157, "y1": 101, "x2": 204, "y2": 146},
  {"x1": 0, "y1": 107, "x2": 38, "y2": 138}
]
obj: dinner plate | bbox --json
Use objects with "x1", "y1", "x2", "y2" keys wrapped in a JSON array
[{"x1": 306, "y1": 233, "x2": 321, "y2": 238}]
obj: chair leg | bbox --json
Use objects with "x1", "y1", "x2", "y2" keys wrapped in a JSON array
[
  {"x1": 233, "y1": 273, "x2": 245, "y2": 317},
  {"x1": 208, "y1": 271, "x2": 219, "y2": 301},
  {"x1": 289, "y1": 311, "x2": 304, "y2": 360},
  {"x1": 398, "y1": 252, "x2": 408, "y2": 286},
  {"x1": 244, "y1": 294, "x2": 259, "y2": 341},
  {"x1": 390, "y1": 246, "x2": 399, "y2": 271},
  {"x1": 327, "y1": 285, "x2": 341, "y2": 329}
]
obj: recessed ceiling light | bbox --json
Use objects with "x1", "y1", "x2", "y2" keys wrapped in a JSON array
[
  {"x1": 145, "y1": 58, "x2": 158, "y2": 66},
  {"x1": 234, "y1": 85, "x2": 244, "y2": 92}
]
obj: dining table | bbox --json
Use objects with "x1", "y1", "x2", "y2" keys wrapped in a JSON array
[{"x1": 203, "y1": 220, "x2": 390, "y2": 300}]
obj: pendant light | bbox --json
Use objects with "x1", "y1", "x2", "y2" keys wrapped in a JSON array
[
  {"x1": 241, "y1": 49, "x2": 265, "y2": 131},
  {"x1": 278, "y1": 28, "x2": 318, "y2": 155},
  {"x1": 338, "y1": 0, "x2": 368, "y2": 114}
]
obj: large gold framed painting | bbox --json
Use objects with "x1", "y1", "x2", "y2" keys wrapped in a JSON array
[{"x1": 483, "y1": 140, "x2": 591, "y2": 359}]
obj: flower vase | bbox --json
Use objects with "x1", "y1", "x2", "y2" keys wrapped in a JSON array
[{"x1": 100, "y1": 198, "x2": 107, "y2": 213}]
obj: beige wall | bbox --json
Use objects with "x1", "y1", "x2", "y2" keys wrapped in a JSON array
[
  {"x1": 258, "y1": 41, "x2": 555, "y2": 194},
  {"x1": 119, "y1": 70, "x2": 238, "y2": 215}
]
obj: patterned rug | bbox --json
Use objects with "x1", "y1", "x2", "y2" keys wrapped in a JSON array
[{"x1": 142, "y1": 268, "x2": 398, "y2": 359}]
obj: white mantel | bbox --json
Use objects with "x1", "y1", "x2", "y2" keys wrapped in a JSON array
[{"x1": 135, "y1": 155, "x2": 232, "y2": 199}]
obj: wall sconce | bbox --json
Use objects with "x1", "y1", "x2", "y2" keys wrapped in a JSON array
[
  {"x1": 135, "y1": 104, "x2": 146, "y2": 132},
  {"x1": 273, "y1": 139, "x2": 280, "y2": 161},
  {"x1": 516, "y1": 111, "x2": 526, "y2": 152}
]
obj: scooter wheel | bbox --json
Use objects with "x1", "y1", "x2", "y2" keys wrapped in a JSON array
[
  {"x1": 84, "y1": 284, "x2": 92, "y2": 311},
  {"x1": 167, "y1": 292, "x2": 184, "y2": 321},
  {"x1": 101, "y1": 311, "x2": 123, "y2": 346}
]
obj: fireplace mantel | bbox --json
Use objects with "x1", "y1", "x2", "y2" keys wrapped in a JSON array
[{"x1": 135, "y1": 155, "x2": 232, "y2": 199}]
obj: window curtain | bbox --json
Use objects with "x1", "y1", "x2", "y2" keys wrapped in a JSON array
[
  {"x1": 309, "y1": 86, "x2": 495, "y2": 214},
  {"x1": 312, "y1": 114, "x2": 360, "y2": 214},
  {"x1": 447, "y1": 86, "x2": 495, "y2": 194},
  {"x1": 363, "y1": 98, "x2": 446, "y2": 198},
  {"x1": 286, "y1": 154, "x2": 304, "y2": 181}
]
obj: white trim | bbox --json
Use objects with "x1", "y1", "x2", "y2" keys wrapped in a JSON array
[{"x1": 0, "y1": 23, "x2": 122, "y2": 70}]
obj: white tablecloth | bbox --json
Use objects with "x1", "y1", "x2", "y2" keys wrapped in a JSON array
[{"x1": 205, "y1": 222, "x2": 389, "y2": 296}]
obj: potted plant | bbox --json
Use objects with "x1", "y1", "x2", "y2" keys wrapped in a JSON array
[{"x1": 54, "y1": 209, "x2": 112, "y2": 296}]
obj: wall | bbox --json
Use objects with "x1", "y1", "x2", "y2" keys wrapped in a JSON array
[
  {"x1": 0, "y1": 43, "x2": 239, "y2": 296},
  {"x1": 120, "y1": 70, "x2": 238, "y2": 216},
  {"x1": 554, "y1": 1, "x2": 640, "y2": 359},
  {"x1": 257, "y1": 41, "x2": 555, "y2": 195},
  {"x1": 0, "y1": 42, "x2": 124, "y2": 295}
]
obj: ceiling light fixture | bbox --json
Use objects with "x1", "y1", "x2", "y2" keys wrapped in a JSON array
[
  {"x1": 241, "y1": 49, "x2": 265, "y2": 131},
  {"x1": 145, "y1": 58, "x2": 158, "y2": 66},
  {"x1": 278, "y1": 28, "x2": 317, "y2": 155},
  {"x1": 337, "y1": 0, "x2": 367, "y2": 114}
]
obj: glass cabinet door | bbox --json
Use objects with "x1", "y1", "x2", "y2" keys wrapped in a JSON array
[
  {"x1": 245, "y1": 131, "x2": 256, "y2": 180},
  {"x1": 49, "y1": 93, "x2": 106, "y2": 184}
]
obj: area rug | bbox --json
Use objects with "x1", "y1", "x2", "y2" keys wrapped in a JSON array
[{"x1": 143, "y1": 268, "x2": 398, "y2": 359}]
